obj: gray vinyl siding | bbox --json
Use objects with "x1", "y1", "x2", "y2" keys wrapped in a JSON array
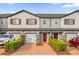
[
  {"x1": 61, "y1": 12, "x2": 79, "y2": 28},
  {"x1": 40, "y1": 18, "x2": 50, "y2": 28},
  {"x1": 0, "y1": 18, "x2": 8, "y2": 28},
  {"x1": 51, "y1": 18, "x2": 61, "y2": 28},
  {"x1": 8, "y1": 11, "x2": 39, "y2": 28}
]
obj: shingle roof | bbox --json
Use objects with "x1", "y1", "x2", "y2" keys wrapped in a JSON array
[
  {"x1": 0, "y1": 14, "x2": 66, "y2": 18},
  {"x1": 62, "y1": 10, "x2": 79, "y2": 17},
  {"x1": 36, "y1": 14, "x2": 66, "y2": 18},
  {"x1": 8, "y1": 10, "x2": 39, "y2": 17},
  {"x1": 0, "y1": 10, "x2": 79, "y2": 18},
  {"x1": 0, "y1": 13, "x2": 66, "y2": 18},
  {"x1": 0, "y1": 14, "x2": 12, "y2": 18},
  {"x1": 0, "y1": 28, "x2": 79, "y2": 31}
]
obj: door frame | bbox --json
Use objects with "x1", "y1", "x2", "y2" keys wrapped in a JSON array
[
  {"x1": 54, "y1": 33, "x2": 58, "y2": 39},
  {"x1": 43, "y1": 32, "x2": 47, "y2": 42}
]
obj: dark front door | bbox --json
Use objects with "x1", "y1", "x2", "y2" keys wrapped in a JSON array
[
  {"x1": 54, "y1": 33, "x2": 58, "y2": 39},
  {"x1": 43, "y1": 33, "x2": 47, "y2": 42}
]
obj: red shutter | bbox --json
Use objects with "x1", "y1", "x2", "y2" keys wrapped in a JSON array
[
  {"x1": 19, "y1": 19, "x2": 21, "y2": 24},
  {"x1": 10, "y1": 19, "x2": 13, "y2": 24},
  {"x1": 35, "y1": 19, "x2": 37, "y2": 24},
  {"x1": 64, "y1": 19, "x2": 66, "y2": 24},
  {"x1": 26, "y1": 19, "x2": 29, "y2": 24},
  {"x1": 73, "y1": 19, "x2": 75, "y2": 24}
]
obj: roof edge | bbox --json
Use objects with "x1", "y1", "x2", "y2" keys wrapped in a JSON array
[
  {"x1": 62, "y1": 10, "x2": 79, "y2": 17},
  {"x1": 8, "y1": 10, "x2": 39, "y2": 17}
]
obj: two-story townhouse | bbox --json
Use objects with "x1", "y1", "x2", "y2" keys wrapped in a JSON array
[
  {"x1": 61, "y1": 10, "x2": 79, "y2": 40},
  {"x1": 0, "y1": 10, "x2": 40, "y2": 43},
  {"x1": 0, "y1": 10, "x2": 79, "y2": 44},
  {"x1": 36, "y1": 14, "x2": 65, "y2": 42},
  {"x1": 0, "y1": 14, "x2": 10, "y2": 34}
]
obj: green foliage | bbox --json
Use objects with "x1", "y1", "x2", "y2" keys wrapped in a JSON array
[
  {"x1": 48, "y1": 39, "x2": 67, "y2": 51},
  {"x1": 4, "y1": 37, "x2": 24, "y2": 53}
]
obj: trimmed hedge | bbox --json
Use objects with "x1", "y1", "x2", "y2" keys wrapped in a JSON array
[
  {"x1": 4, "y1": 38, "x2": 24, "y2": 53},
  {"x1": 48, "y1": 39, "x2": 67, "y2": 51}
]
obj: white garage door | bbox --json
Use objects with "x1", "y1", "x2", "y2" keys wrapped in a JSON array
[
  {"x1": 66, "y1": 34, "x2": 77, "y2": 40},
  {"x1": 25, "y1": 34, "x2": 36, "y2": 43}
]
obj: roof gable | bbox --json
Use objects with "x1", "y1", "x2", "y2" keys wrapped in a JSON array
[
  {"x1": 62, "y1": 10, "x2": 79, "y2": 17},
  {"x1": 0, "y1": 10, "x2": 79, "y2": 18},
  {"x1": 8, "y1": 10, "x2": 39, "y2": 17}
]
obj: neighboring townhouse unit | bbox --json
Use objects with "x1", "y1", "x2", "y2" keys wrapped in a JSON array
[{"x1": 0, "y1": 10, "x2": 79, "y2": 43}]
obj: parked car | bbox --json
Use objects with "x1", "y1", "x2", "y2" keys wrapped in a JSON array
[
  {"x1": 68, "y1": 37, "x2": 79, "y2": 49},
  {"x1": 0, "y1": 34, "x2": 13, "y2": 46}
]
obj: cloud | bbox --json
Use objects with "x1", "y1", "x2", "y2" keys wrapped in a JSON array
[
  {"x1": 50, "y1": 3, "x2": 61, "y2": 5},
  {"x1": 8, "y1": 11, "x2": 15, "y2": 13},
  {"x1": 7, "y1": 3, "x2": 15, "y2": 4},
  {"x1": 0, "y1": 11, "x2": 15, "y2": 13},
  {"x1": 62, "y1": 3, "x2": 79, "y2": 8}
]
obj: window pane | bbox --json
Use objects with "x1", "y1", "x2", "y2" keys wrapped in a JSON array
[
  {"x1": 28, "y1": 19, "x2": 36, "y2": 25},
  {"x1": 43, "y1": 20, "x2": 46, "y2": 24},
  {"x1": 55, "y1": 21, "x2": 58, "y2": 24},
  {"x1": 12, "y1": 18, "x2": 20, "y2": 25},
  {"x1": 66, "y1": 19, "x2": 74, "y2": 25}
]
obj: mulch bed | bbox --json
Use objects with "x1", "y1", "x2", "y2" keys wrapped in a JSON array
[
  {"x1": 49, "y1": 44, "x2": 70, "y2": 55},
  {"x1": 1, "y1": 49, "x2": 18, "y2": 55},
  {"x1": 2, "y1": 51, "x2": 14, "y2": 55},
  {"x1": 55, "y1": 50, "x2": 70, "y2": 55},
  {"x1": 1, "y1": 44, "x2": 24, "y2": 55},
  {"x1": 52, "y1": 48, "x2": 70, "y2": 55}
]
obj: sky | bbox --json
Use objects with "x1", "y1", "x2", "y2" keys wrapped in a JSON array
[{"x1": 0, "y1": 3, "x2": 79, "y2": 14}]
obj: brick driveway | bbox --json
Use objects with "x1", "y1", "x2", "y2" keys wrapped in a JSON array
[
  {"x1": 67, "y1": 46, "x2": 79, "y2": 55},
  {"x1": 12, "y1": 43, "x2": 56, "y2": 55}
]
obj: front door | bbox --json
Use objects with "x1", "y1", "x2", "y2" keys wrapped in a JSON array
[
  {"x1": 54, "y1": 33, "x2": 58, "y2": 39},
  {"x1": 43, "y1": 33, "x2": 47, "y2": 42}
]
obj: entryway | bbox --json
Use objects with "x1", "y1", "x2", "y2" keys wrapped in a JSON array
[
  {"x1": 43, "y1": 33, "x2": 47, "y2": 42},
  {"x1": 54, "y1": 33, "x2": 58, "y2": 39}
]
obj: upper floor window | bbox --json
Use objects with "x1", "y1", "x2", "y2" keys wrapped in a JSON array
[
  {"x1": 64, "y1": 18, "x2": 75, "y2": 25},
  {"x1": 55, "y1": 21, "x2": 58, "y2": 24},
  {"x1": 43, "y1": 20, "x2": 46, "y2": 24},
  {"x1": 0, "y1": 21, "x2": 3, "y2": 24},
  {"x1": 10, "y1": 18, "x2": 21, "y2": 25},
  {"x1": 26, "y1": 18, "x2": 37, "y2": 25},
  {"x1": 0, "y1": 18, "x2": 4, "y2": 25}
]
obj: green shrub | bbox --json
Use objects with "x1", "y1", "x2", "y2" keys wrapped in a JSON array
[
  {"x1": 48, "y1": 39, "x2": 67, "y2": 51},
  {"x1": 4, "y1": 37, "x2": 24, "y2": 53},
  {"x1": 4, "y1": 41, "x2": 15, "y2": 52}
]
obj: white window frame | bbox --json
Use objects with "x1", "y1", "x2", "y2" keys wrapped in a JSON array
[
  {"x1": 27, "y1": 18, "x2": 37, "y2": 25},
  {"x1": 11, "y1": 18, "x2": 20, "y2": 25},
  {"x1": 65, "y1": 18, "x2": 74, "y2": 25}
]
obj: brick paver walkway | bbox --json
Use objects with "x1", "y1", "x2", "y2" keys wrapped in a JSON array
[
  {"x1": 0, "y1": 44, "x2": 79, "y2": 55},
  {"x1": 67, "y1": 46, "x2": 79, "y2": 55},
  {"x1": 12, "y1": 43, "x2": 56, "y2": 55},
  {"x1": 0, "y1": 48, "x2": 4, "y2": 55}
]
